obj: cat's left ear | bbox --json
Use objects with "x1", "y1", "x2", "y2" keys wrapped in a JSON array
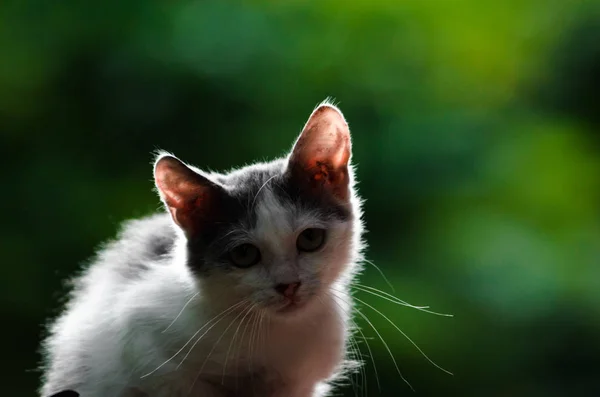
[
  {"x1": 287, "y1": 101, "x2": 352, "y2": 200},
  {"x1": 154, "y1": 153, "x2": 223, "y2": 236}
]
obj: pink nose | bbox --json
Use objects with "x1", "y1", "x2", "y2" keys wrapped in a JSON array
[{"x1": 275, "y1": 282, "x2": 301, "y2": 298}]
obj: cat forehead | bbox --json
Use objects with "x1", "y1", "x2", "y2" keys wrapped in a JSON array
[
  {"x1": 208, "y1": 160, "x2": 350, "y2": 232},
  {"x1": 253, "y1": 186, "x2": 325, "y2": 234},
  {"x1": 215, "y1": 160, "x2": 286, "y2": 194}
]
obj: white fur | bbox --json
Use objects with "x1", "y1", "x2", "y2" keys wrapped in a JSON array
[
  {"x1": 40, "y1": 102, "x2": 364, "y2": 397},
  {"x1": 41, "y1": 210, "x2": 361, "y2": 396}
]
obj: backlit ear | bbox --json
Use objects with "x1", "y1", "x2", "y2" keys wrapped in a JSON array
[
  {"x1": 287, "y1": 101, "x2": 352, "y2": 200},
  {"x1": 154, "y1": 153, "x2": 221, "y2": 235}
]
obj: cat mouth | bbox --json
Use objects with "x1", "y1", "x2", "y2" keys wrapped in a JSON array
[{"x1": 276, "y1": 298, "x2": 307, "y2": 314}]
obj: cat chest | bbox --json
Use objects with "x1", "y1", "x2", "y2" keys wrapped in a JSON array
[{"x1": 160, "y1": 324, "x2": 342, "y2": 396}]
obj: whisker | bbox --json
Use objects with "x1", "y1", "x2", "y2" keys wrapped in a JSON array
[
  {"x1": 350, "y1": 318, "x2": 374, "y2": 397},
  {"x1": 251, "y1": 174, "x2": 278, "y2": 210},
  {"x1": 353, "y1": 304, "x2": 414, "y2": 392},
  {"x1": 258, "y1": 310, "x2": 266, "y2": 368},
  {"x1": 346, "y1": 315, "x2": 367, "y2": 396},
  {"x1": 213, "y1": 228, "x2": 242, "y2": 244},
  {"x1": 355, "y1": 284, "x2": 429, "y2": 308},
  {"x1": 250, "y1": 308, "x2": 262, "y2": 367},
  {"x1": 352, "y1": 331, "x2": 365, "y2": 397},
  {"x1": 248, "y1": 310, "x2": 261, "y2": 394},
  {"x1": 141, "y1": 300, "x2": 246, "y2": 378},
  {"x1": 177, "y1": 301, "x2": 251, "y2": 369},
  {"x1": 187, "y1": 303, "x2": 256, "y2": 395},
  {"x1": 362, "y1": 259, "x2": 395, "y2": 293},
  {"x1": 162, "y1": 292, "x2": 200, "y2": 333},
  {"x1": 329, "y1": 290, "x2": 381, "y2": 392},
  {"x1": 260, "y1": 310, "x2": 267, "y2": 356},
  {"x1": 353, "y1": 285, "x2": 453, "y2": 317},
  {"x1": 354, "y1": 297, "x2": 453, "y2": 376},
  {"x1": 317, "y1": 294, "x2": 362, "y2": 397},
  {"x1": 236, "y1": 306, "x2": 255, "y2": 390},
  {"x1": 352, "y1": 320, "x2": 370, "y2": 396},
  {"x1": 222, "y1": 302, "x2": 256, "y2": 384}
]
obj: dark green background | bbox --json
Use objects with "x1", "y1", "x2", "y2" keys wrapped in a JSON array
[{"x1": 2, "y1": 1, "x2": 600, "y2": 396}]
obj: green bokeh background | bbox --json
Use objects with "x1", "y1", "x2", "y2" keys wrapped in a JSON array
[{"x1": 3, "y1": 1, "x2": 600, "y2": 396}]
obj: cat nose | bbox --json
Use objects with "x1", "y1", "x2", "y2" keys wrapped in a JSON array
[{"x1": 275, "y1": 282, "x2": 301, "y2": 298}]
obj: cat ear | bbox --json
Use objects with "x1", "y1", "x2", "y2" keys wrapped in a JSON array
[
  {"x1": 287, "y1": 101, "x2": 352, "y2": 200},
  {"x1": 154, "y1": 153, "x2": 221, "y2": 235}
]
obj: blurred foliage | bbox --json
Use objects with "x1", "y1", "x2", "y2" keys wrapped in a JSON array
[{"x1": 2, "y1": 0, "x2": 600, "y2": 396}]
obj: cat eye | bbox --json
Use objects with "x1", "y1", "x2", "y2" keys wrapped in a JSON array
[
  {"x1": 230, "y1": 243, "x2": 261, "y2": 268},
  {"x1": 297, "y1": 228, "x2": 326, "y2": 252}
]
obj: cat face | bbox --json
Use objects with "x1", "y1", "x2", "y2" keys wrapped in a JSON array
[{"x1": 154, "y1": 101, "x2": 359, "y2": 317}]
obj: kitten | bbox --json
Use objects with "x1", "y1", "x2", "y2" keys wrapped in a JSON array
[{"x1": 39, "y1": 100, "x2": 364, "y2": 397}]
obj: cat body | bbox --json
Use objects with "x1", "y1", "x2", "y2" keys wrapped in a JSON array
[{"x1": 40, "y1": 101, "x2": 363, "y2": 397}]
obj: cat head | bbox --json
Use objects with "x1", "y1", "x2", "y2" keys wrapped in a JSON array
[{"x1": 154, "y1": 100, "x2": 362, "y2": 318}]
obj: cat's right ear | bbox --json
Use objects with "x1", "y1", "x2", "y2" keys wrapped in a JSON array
[
  {"x1": 154, "y1": 153, "x2": 221, "y2": 236},
  {"x1": 286, "y1": 101, "x2": 352, "y2": 201}
]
